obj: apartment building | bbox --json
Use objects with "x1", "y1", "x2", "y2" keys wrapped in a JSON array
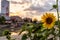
[{"x1": 0, "y1": 0, "x2": 10, "y2": 20}]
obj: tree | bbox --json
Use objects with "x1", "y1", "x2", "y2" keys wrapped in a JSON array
[{"x1": 0, "y1": 16, "x2": 6, "y2": 24}]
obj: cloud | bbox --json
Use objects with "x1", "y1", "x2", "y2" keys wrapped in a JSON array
[
  {"x1": 7, "y1": 0, "x2": 60, "y2": 12},
  {"x1": 9, "y1": 0, "x2": 59, "y2": 18},
  {"x1": 24, "y1": 0, "x2": 57, "y2": 12}
]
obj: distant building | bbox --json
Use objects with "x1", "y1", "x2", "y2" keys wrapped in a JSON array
[
  {"x1": 1, "y1": 0, "x2": 10, "y2": 20},
  {"x1": 23, "y1": 17, "x2": 32, "y2": 22}
]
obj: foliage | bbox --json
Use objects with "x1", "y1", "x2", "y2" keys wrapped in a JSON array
[
  {"x1": 0, "y1": 16, "x2": 6, "y2": 24},
  {"x1": 3, "y1": 30, "x2": 11, "y2": 36},
  {"x1": 22, "y1": 34, "x2": 28, "y2": 40},
  {"x1": 19, "y1": 22, "x2": 57, "y2": 40},
  {"x1": 3, "y1": 30, "x2": 15, "y2": 40}
]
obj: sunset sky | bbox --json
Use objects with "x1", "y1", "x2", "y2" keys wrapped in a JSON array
[
  {"x1": 7, "y1": 0, "x2": 60, "y2": 12},
  {"x1": 0, "y1": 0, "x2": 60, "y2": 20}
]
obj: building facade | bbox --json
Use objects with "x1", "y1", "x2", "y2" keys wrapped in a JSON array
[
  {"x1": 0, "y1": 0, "x2": 10, "y2": 20},
  {"x1": 1, "y1": 0, "x2": 9, "y2": 16}
]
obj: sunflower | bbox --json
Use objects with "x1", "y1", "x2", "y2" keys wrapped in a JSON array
[
  {"x1": 32, "y1": 17, "x2": 38, "y2": 22},
  {"x1": 41, "y1": 13, "x2": 56, "y2": 29}
]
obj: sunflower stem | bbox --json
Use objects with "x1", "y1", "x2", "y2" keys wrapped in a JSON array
[
  {"x1": 56, "y1": 0, "x2": 59, "y2": 26},
  {"x1": 56, "y1": 0, "x2": 60, "y2": 39},
  {"x1": 56, "y1": 0, "x2": 60, "y2": 32}
]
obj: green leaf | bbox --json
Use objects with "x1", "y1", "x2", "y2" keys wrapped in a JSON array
[
  {"x1": 6, "y1": 35, "x2": 11, "y2": 40},
  {"x1": 22, "y1": 34, "x2": 28, "y2": 40},
  {"x1": 32, "y1": 23, "x2": 43, "y2": 33},
  {"x1": 49, "y1": 4, "x2": 57, "y2": 11},
  {"x1": 53, "y1": 5, "x2": 57, "y2": 9},
  {"x1": 3, "y1": 30, "x2": 11, "y2": 36},
  {"x1": 32, "y1": 35, "x2": 40, "y2": 40}
]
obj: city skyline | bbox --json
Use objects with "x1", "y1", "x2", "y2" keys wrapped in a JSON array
[{"x1": 0, "y1": 0, "x2": 60, "y2": 20}]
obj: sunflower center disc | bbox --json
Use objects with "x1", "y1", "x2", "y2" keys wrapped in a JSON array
[{"x1": 46, "y1": 17, "x2": 52, "y2": 24}]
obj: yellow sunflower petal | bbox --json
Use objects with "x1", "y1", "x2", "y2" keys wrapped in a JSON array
[{"x1": 41, "y1": 13, "x2": 56, "y2": 29}]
